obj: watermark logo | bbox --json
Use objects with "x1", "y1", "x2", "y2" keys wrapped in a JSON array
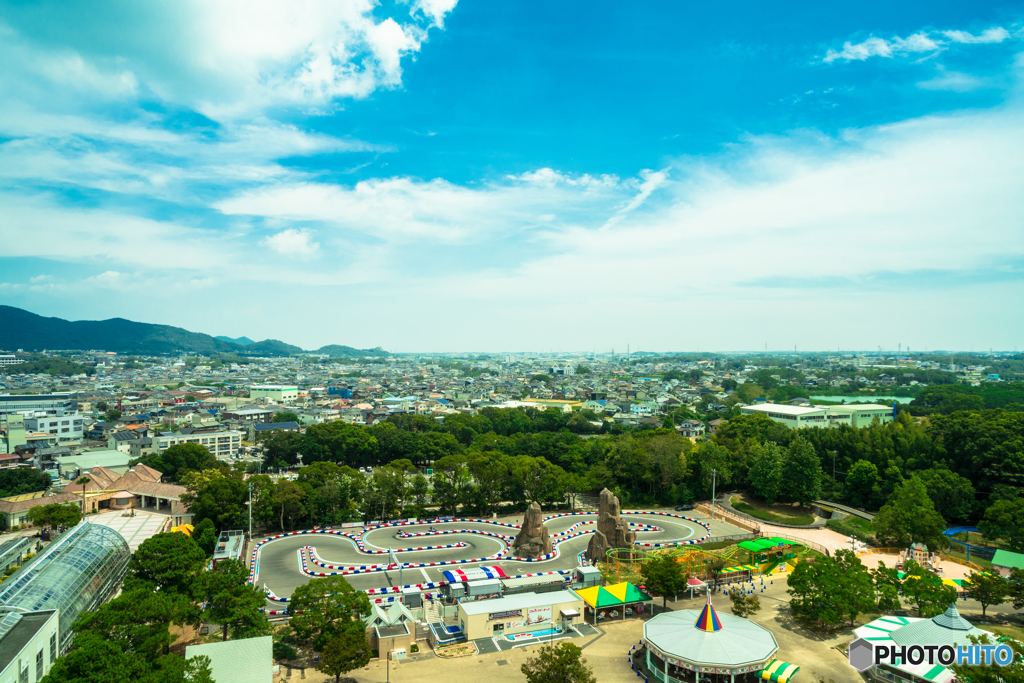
[{"x1": 848, "y1": 638, "x2": 1014, "y2": 672}]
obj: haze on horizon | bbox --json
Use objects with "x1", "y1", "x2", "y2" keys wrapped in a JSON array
[{"x1": 1, "y1": 1, "x2": 1023, "y2": 353}]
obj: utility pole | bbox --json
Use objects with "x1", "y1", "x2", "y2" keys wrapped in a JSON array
[{"x1": 710, "y1": 468, "x2": 717, "y2": 520}]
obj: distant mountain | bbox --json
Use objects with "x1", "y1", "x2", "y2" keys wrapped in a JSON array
[
  {"x1": 0, "y1": 306, "x2": 388, "y2": 358},
  {"x1": 216, "y1": 335, "x2": 255, "y2": 346},
  {"x1": 0, "y1": 306, "x2": 239, "y2": 355},
  {"x1": 316, "y1": 344, "x2": 390, "y2": 358},
  {"x1": 244, "y1": 339, "x2": 304, "y2": 355}
]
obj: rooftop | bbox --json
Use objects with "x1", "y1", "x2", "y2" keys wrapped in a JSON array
[{"x1": 459, "y1": 590, "x2": 582, "y2": 616}]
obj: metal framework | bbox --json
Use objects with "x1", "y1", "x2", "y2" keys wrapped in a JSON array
[{"x1": 0, "y1": 520, "x2": 130, "y2": 651}]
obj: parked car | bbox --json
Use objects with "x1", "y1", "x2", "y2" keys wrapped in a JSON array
[{"x1": 674, "y1": 504, "x2": 694, "y2": 511}]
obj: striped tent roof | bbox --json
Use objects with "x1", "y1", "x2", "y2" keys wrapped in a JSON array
[
  {"x1": 694, "y1": 593, "x2": 723, "y2": 632},
  {"x1": 760, "y1": 659, "x2": 800, "y2": 682}
]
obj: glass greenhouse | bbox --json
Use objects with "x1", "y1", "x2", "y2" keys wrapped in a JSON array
[{"x1": 0, "y1": 520, "x2": 129, "y2": 651}]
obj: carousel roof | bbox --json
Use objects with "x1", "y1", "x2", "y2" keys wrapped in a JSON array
[{"x1": 644, "y1": 595, "x2": 778, "y2": 669}]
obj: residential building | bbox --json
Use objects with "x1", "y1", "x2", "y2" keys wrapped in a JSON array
[
  {"x1": 0, "y1": 610, "x2": 59, "y2": 683},
  {"x1": 0, "y1": 393, "x2": 78, "y2": 417},
  {"x1": 22, "y1": 412, "x2": 84, "y2": 443},
  {"x1": 249, "y1": 385, "x2": 299, "y2": 401},
  {"x1": 154, "y1": 426, "x2": 243, "y2": 459}
]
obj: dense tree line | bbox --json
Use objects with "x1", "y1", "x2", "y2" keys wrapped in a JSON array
[
  {"x1": 0, "y1": 468, "x2": 51, "y2": 498},
  {"x1": 163, "y1": 398, "x2": 1024, "y2": 554}
]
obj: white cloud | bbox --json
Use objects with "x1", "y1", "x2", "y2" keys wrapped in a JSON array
[
  {"x1": 823, "y1": 26, "x2": 1011, "y2": 64},
  {"x1": 917, "y1": 68, "x2": 990, "y2": 92},
  {"x1": 413, "y1": 0, "x2": 459, "y2": 28},
  {"x1": 944, "y1": 28, "x2": 1010, "y2": 44},
  {"x1": 0, "y1": 0, "x2": 457, "y2": 119},
  {"x1": 261, "y1": 229, "x2": 321, "y2": 256}
]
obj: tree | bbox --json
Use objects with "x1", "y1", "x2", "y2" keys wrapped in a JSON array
[
  {"x1": 965, "y1": 571, "x2": 1009, "y2": 617},
  {"x1": 416, "y1": 432, "x2": 462, "y2": 463},
  {"x1": 521, "y1": 642, "x2": 596, "y2": 683},
  {"x1": 915, "y1": 468, "x2": 975, "y2": 523},
  {"x1": 0, "y1": 468, "x2": 52, "y2": 497},
  {"x1": 27, "y1": 501, "x2": 81, "y2": 530},
  {"x1": 410, "y1": 472, "x2": 430, "y2": 506},
  {"x1": 788, "y1": 556, "x2": 844, "y2": 628},
  {"x1": 747, "y1": 441, "x2": 784, "y2": 505},
  {"x1": 901, "y1": 561, "x2": 957, "y2": 617},
  {"x1": 135, "y1": 442, "x2": 219, "y2": 481},
  {"x1": 706, "y1": 557, "x2": 727, "y2": 592},
  {"x1": 75, "y1": 475, "x2": 91, "y2": 512},
  {"x1": 273, "y1": 480, "x2": 306, "y2": 531},
  {"x1": 949, "y1": 634, "x2": 1024, "y2": 683},
  {"x1": 126, "y1": 532, "x2": 207, "y2": 596},
  {"x1": 781, "y1": 435, "x2": 822, "y2": 506},
  {"x1": 193, "y1": 518, "x2": 218, "y2": 556},
  {"x1": 104, "y1": 409, "x2": 123, "y2": 422},
  {"x1": 40, "y1": 631, "x2": 155, "y2": 683},
  {"x1": 729, "y1": 590, "x2": 761, "y2": 618},
  {"x1": 1009, "y1": 567, "x2": 1024, "y2": 609},
  {"x1": 74, "y1": 589, "x2": 179, "y2": 659},
  {"x1": 978, "y1": 497, "x2": 1024, "y2": 553},
  {"x1": 871, "y1": 561, "x2": 903, "y2": 613},
  {"x1": 258, "y1": 430, "x2": 303, "y2": 468},
  {"x1": 273, "y1": 411, "x2": 300, "y2": 424},
  {"x1": 832, "y1": 549, "x2": 877, "y2": 626},
  {"x1": 872, "y1": 476, "x2": 946, "y2": 550},
  {"x1": 318, "y1": 630, "x2": 372, "y2": 683},
  {"x1": 202, "y1": 559, "x2": 269, "y2": 641},
  {"x1": 288, "y1": 575, "x2": 371, "y2": 650},
  {"x1": 843, "y1": 461, "x2": 880, "y2": 510},
  {"x1": 640, "y1": 554, "x2": 687, "y2": 609}
]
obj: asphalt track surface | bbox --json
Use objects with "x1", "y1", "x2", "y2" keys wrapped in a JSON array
[{"x1": 254, "y1": 511, "x2": 747, "y2": 607}]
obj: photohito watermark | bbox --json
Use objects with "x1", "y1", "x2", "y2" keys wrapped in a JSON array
[{"x1": 848, "y1": 638, "x2": 1014, "y2": 672}]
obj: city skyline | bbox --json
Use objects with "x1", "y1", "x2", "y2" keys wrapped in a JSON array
[{"x1": 2, "y1": 1, "x2": 1023, "y2": 352}]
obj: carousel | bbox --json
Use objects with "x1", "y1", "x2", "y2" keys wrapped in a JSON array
[{"x1": 642, "y1": 593, "x2": 795, "y2": 683}]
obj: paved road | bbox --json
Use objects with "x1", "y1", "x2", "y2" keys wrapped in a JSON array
[{"x1": 256, "y1": 511, "x2": 748, "y2": 605}]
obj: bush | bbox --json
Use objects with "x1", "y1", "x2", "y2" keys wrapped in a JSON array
[
  {"x1": 273, "y1": 642, "x2": 297, "y2": 662},
  {"x1": 410, "y1": 644, "x2": 419, "y2": 653}
]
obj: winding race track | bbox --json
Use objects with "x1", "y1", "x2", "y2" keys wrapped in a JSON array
[{"x1": 250, "y1": 511, "x2": 745, "y2": 610}]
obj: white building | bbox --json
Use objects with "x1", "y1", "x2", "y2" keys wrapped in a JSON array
[
  {"x1": 154, "y1": 427, "x2": 243, "y2": 459},
  {"x1": 22, "y1": 412, "x2": 84, "y2": 443},
  {"x1": 0, "y1": 356, "x2": 20, "y2": 368},
  {"x1": 739, "y1": 403, "x2": 894, "y2": 429},
  {"x1": 249, "y1": 385, "x2": 299, "y2": 401},
  {"x1": 0, "y1": 610, "x2": 60, "y2": 683}
]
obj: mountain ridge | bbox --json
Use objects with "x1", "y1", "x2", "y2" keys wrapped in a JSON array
[{"x1": 0, "y1": 306, "x2": 387, "y2": 357}]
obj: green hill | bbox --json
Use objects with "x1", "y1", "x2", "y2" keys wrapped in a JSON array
[
  {"x1": 316, "y1": 344, "x2": 390, "y2": 358},
  {"x1": 216, "y1": 335, "x2": 255, "y2": 346},
  {"x1": 0, "y1": 306, "x2": 239, "y2": 355},
  {"x1": 0, "y1": 306, "x2": 388, "y2": 358}
]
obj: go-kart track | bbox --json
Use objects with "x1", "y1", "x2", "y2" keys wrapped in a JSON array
[{"x1": 250, "y1": 511, "x2": 746, "y2": 611}]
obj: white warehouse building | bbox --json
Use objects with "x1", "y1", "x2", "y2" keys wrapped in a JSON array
[
  {"x1": 249, "y1": 385, "x2": 299, "y2": 402},
  {"x1": 739, "y1": 403, "x2": 895, "y2": 429}
]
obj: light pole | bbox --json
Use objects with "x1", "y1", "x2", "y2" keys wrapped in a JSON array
[{"x1": 710, "y1": 469, "x2": 717, "y2": 520}]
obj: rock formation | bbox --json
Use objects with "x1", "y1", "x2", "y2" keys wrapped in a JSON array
[
  {"x1": 512, "y1": 502, "x2": 553, "y2": 559},
  {"x1": 585, "y1": 488, "x2": 636, "y2": 563}
]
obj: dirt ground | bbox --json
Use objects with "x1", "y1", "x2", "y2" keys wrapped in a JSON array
[{"x1": 856, "y1": 552, "x2": 973, "y2": 581}]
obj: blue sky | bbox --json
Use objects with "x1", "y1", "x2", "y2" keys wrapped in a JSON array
[{"x1": 1, "y1": 1, "x2": 1023, "y2": 352}]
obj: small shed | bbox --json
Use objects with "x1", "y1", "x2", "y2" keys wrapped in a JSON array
[{"x1": 991, "y1": 549, "x2": 1024, "y2": 578}]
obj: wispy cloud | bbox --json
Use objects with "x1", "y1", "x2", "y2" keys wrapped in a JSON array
[
  {"x1": 262, "y1": 229, "x2": 321, "y2": 256},
  {"x1": 823, "y1": 26, "x2": 1011, "y2": 64}
]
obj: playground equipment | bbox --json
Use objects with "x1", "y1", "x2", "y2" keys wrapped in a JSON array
[
  {"x1": 943, "y1": 526, "x2": 996, "y2": 562},
  {"x1": 897, "y1": 542, "x2": 943, "y2": 575}
]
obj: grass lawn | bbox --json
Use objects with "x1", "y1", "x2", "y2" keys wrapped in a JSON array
[
  {"x1": 828, "y1": 516, "x2": 876, "y2": 543},
  {"x1": 731, "y1": 496, "x2": 816, "y2": 526},
  {"x1": 989, "y1": 623, "x2": 1024, "y2": 643}
]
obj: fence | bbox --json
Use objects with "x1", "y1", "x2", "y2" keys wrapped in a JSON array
[
  {"x1": 628, "y1": 640, "x2": 649, "y2": 683},
  {"x1": 694, "y1": 503, "x2": 760, "y2": 533}
]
